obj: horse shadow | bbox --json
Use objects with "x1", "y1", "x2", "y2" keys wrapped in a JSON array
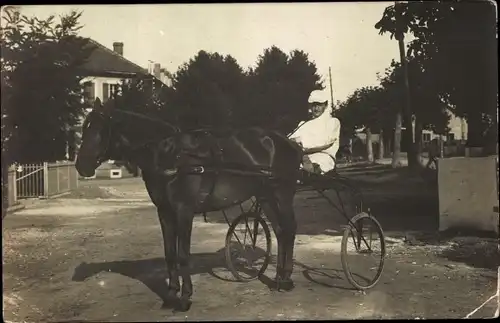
[
  {"x1": 72, "y1": 249, "x2": 358, "y2": 306},
  {"x1": 72, "y1": 249, "x2": 230, "y2": 304}
]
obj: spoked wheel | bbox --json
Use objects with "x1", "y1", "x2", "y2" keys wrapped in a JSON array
[
  {"x1": 341, "y1": 212, "x2": 386, "y2": 290},
  {"x1": 225, "y1": 212, "x2": 272, "y2": 282},
  {"x1": 318, "y1": 174, "x2": 364, "y2": 216},
  {"x1": 341, "y1": 180, "x2": 364, "y2": 214}
]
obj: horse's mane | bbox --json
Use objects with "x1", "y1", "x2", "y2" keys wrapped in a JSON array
[{"x1": 112, "y1": 108, "x2": 179, "y2": 133}]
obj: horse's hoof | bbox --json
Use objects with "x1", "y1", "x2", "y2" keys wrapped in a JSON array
[
  {"x1": 271, "y1": 277, "x2": 295, "y2": 292},
  {"x1": 268, "y1": 280, "x2": 280, "y2": 291},
  {"x1": 174, "y1": 297, "x2": 192, "y2": 312},
  {"x1": 161, "y1": 290, "x2": 179, "y2": 309},
  {"x1": 279, "y1": 279, "x2": 295, "y2": 292},
  {"x1": 161, "y1": 301, "x2": 175, "y2": 310},
  {"x1": 161, "y1": 297, "x2": 178, "y2": 310}
]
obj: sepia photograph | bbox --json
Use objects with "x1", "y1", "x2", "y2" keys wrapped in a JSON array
[{"x1": 1, "y1": 2, "x2": 498, "y2": 321}]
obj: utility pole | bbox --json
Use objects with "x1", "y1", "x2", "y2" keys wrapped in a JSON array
[{"x1": 328, "y1": 67, "x2": 334, "y2": 111}]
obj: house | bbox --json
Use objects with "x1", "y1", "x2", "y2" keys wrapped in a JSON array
[
  {"x1": 79, "y1": 40, "x2": 168, "y2": 108},
  {"x1": 147, "y1": 61, "x2": 173, "y2": 87},
  {"x1": 347, "y1": 109, "x2": 468, "y2": 158},
  {"x1": 72, "y1": 39, "x2": 171, "y2": 177},
  {"x1": 420, "y1": 112, "x2": 468, "y2": 145}
]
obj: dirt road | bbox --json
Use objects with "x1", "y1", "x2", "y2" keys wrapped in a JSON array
[{"x1": 3, "y1": 168, "x2": 498, "y2": 321}]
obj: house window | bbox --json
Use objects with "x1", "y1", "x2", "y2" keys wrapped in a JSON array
[
  {"x1": 110, "y1": 84, "x2": 119, "y2": 98},
  {"x1": 83, "y1": 81, "x2": 95, "y2": 104},
  {"x1": 422, "y1": 133, "x2": 431, "y2": 143},
  {"x1": 103, "y1": 83, "x2": 119, "y2": 102},
  {"x1": 447, "y1": 133, "x2": 455, "y2": 142}
]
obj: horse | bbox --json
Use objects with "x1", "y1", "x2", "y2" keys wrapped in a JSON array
[{"x1": 74, "y1": 100, "x2": 303, "y2": 312}]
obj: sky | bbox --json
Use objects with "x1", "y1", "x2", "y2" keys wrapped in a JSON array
[{"x1": 17, "y1": 3, "x2": 401, "y2": 102}]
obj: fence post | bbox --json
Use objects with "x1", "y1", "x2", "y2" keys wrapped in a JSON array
[
  {"x1": 75, "y1": 163, "x2": 79, "y2": 188},
  {"x1": 43, "y1": 162, "x2": 49, "y2": 198},
  {"x1": 67, "y1": 162, "x2": 70, "y2": 192},
  {"x1": 56, "y1": 162, "x2": 60, "y2": 194},
  {"x1": 12, "y1": 165, "x2": 17, "y2": 204}
]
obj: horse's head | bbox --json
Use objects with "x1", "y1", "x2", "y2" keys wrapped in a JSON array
[{"x1": 75, "y1": 99, "x2": 118, "y2": 177}]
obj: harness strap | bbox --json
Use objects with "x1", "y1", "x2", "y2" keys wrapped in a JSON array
[
  {"x1": 162, "y1": 165, "x2": 273, "y2": 178},
  {"x1": 199, "y1": 132, "x2": 224, "y2": 207}
]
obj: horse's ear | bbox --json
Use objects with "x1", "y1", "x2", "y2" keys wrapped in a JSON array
[
  {"x1": 101, "y1": 98, "x2": 115, "y2": 114},
  {"x1": 93, "y1": 98, "x2": 102, "y2": 111}
]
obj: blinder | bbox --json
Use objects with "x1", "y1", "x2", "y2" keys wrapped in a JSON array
[{"x1": 90, "y1": 109, "x2": 114, "y2": 165}]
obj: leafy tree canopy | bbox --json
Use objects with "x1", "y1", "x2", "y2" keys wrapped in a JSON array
[
  {"x1": 375, "y1": 0, "x2": 497, "y2": 146},
  {"x1": 1, "y1": 8, "x2": 94, "y2": 163}
]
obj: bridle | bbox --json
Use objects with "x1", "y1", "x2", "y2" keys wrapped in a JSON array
[
  {"x1": 84, "y1": 110, "x2": 114, "y2": 165},
  {"x1": 86, "y1": 108, "x2": 182, "y2": 166}
]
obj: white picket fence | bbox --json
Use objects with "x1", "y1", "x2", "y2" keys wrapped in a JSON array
[{"x1": 9, "y1": 161, "x2": 79, "y2": 204}]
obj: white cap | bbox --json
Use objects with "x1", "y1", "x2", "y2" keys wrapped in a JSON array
[{"x1": 308, "y1": 90, "x2": 327, "y2": 103}]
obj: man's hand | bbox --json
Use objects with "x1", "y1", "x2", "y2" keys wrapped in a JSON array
[
  {"x1": 303, "y1": 139, "x2": 337, "y2": 155},
  {"x1": 290, "y1": 137, "x2": 303, "y2": 147}
]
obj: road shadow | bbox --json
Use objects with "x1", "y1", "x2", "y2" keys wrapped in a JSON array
[
  {"x1": 400, "y1": 230, "x2": 499, "y2": 270},
  {"x1": 294, "y1": 261, "x2": 357, "y2": 290},
  {"x1": 438, "y1": 240, "x2": 499, "y2": 270},
  {"x1": 72, "y1": 249, "x2": 234, "y2": 306},
  {"x1": 72, "y1": 249, "x2": 360, "y2": 305}
]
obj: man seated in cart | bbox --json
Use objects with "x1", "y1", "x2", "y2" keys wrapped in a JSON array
[{"x1": 289, "y1": 89, "x2": 341, "y2": 175}]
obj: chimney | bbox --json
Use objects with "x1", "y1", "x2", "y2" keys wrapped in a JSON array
[
  {"x1": 160, "y1": 68, "x2": 166, "y2": 83},
  {"x1": 113, "y1": 42, "x2": 123, "y2": 56},
  {"x1": 153, "y1": 63, "x2": 161, "y2": 79},
  {"x1": 147, "y1": 62, "x2": 154, "y2": 75}
]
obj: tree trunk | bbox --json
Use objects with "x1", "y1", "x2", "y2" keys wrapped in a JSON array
[
  {"x1": 392, "y1": 113, "x2": 402, "y2": 168},
  {"x1": 396, "y1": 27, "x2": 418, "y2": 170},
  {"x1": 414, "y1": 116, "x2": 423, "y2": 166},
  {"x1": 466, "y1": 109, "x2": 485, "y2": 148},
  {"x1": 378, "y1": 129, "x2": 384, "y2": 160},
  {"x1": 366, "y1": 127, "x2": 374, "y2": 163},
  {"x1": 484, "y1": 113, "x2": 498, "y2": 155},
  {"x1": 384, "y1": 129, "x2": 391, "y2": 156}
]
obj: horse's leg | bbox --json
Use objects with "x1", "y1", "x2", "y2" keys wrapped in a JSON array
[
  {"x1": 279, "y1": 190, "x2": 297, "y2": 285},
  {"x1": 273, "y1": 186, "x2": 297, "y2": 290},
  {"x1": 157, "y1": 206, "x2": 180, "y2": 308},
  {"x1": 261, "y1": 187, "x2": 296, "y2": 291},
  {"x1": 175, "y1": 204, "x2": 195, "y2": 312},
  {"x1": 260, "y1": 200, "x2": 285, "y2": 289}
]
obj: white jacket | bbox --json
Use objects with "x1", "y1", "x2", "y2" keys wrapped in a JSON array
[{"x1": 290, "y1": 104, "x2": 341, "y2": 173}]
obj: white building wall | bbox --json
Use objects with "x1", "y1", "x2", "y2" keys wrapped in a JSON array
[
  {"x1": 80, "y1": 76, "x2": 124, "y2": 103},
  {"x1": 416, "y1": 110, "x2": 468, "y2": 144},
  {"x1": 78, "y1": 76, "x2": 129, "y2": 122},
  {"x1": 447, "y1": 114, "x2": 468, "y2": 141}
]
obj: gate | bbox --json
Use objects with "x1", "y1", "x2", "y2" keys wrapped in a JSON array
[
  {"x1": 14, "y1": 161, "x2": 79, "y2": 200},
  {"x1": 15, "y1": 163, "x2": 46, "y2": 198}
]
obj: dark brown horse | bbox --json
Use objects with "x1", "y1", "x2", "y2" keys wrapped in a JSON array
[{"x1": 75, "y1": 100, "x2": 303, "y2": 311}]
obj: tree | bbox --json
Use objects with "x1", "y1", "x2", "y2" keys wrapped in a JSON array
[
  {"x1": 168, "y1": 46, "x2": 323, "y2": 134},
  {"x1": 1, "y1": 8, "x2": 94, "y2": 164},
  {"x1": 379, "y1": 59, "x2": 450, "y2": 160},
  {"x1": 170, "y1": 50, "x2": 247, "y2": 130},
  {"x1": 374, "y1": 1, "x2": 419, "y2": 169},
  {"x1": 376, "y1": 61, "x2": 405, "y2": 167},
  {"x1": 335, "y1": 86, "x2": 395, "y2": 163},
  {"x1": 113, "y1": 75, "x2": 176, "y2": 125},
  {"x1": 246, "y1": 46, "x2": 323, "y2": 134},
  {"x1": 375, "y1": 1, "x2": 497, "y2": 152}
]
